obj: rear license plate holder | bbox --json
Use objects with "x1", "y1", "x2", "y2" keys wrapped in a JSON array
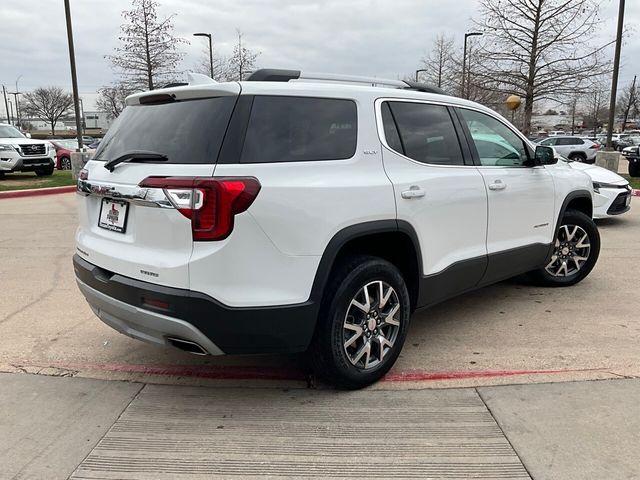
[{"x1": 98, "y1": 198, "x2": 129, "y2": 233}]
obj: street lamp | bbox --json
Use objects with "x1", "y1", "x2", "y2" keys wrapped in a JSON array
[
  {"x1": 63, "y1": 0, "x2": 84, "y2": 149},
  {"x1": 461, "y1": 32, "x2": 483, "y2": 99},
  {"x1": 415, "y1": 69, "x2": 428, "y2": 82},
  {"x1": 193, "y1": 32, "x2": 214, "y2": 79},
  {"x1": 605, "y1": 0, "x2": 625, "y2": 150}
]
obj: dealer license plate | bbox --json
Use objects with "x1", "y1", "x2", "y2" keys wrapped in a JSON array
[{"x1": 98, "y1": 198, "x2": 129, "y2": 233}]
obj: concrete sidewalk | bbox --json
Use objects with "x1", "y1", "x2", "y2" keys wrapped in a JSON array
[{"x1": 1, "y1": 373, "x2": 638, "y2": 479}]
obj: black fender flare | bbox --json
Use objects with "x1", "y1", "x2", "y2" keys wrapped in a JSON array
[{"x1": 307, "y1": 219, "x2": 422, "y2": 305}]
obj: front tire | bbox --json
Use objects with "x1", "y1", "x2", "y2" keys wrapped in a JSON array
[
  {"x1": 309, "y1": 255, "x2": 411, "y2": 389},
  {"x1": 35, "y1": 166, "x2": 54, "y2": 177},
  {"x1": 529, "y1": 210, "x2": 600, "y2": 287},
  {"x1": 60, "y1": 156, "x2": 72, "y2": 170}
]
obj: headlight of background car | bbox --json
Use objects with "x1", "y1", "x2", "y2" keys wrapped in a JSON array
[
  {"x1": 593, "y1": 182, "x2": 624, "y2": 193},
  {"x1": 0, "y1": 144, "x2": 17, "y2": 152}
]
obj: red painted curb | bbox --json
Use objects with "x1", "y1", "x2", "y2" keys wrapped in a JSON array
[
  {"x1": 633, "y1": 189, "x2": 640, "y2": 197},
  {"x1": 23, "y1": 361, "x2": 607, "y2": 383},
  {"x1": 0, "y1": 185, "x2": 76, "y2": 199}
]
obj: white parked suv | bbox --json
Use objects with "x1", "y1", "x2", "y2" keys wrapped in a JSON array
[
  {"x1": 74, "y1": 70, "x2": 601, "y2": 388},
  {"x1": 0, "y1": 123, "x2": 56, "y2": 177},
  {"x1": 536, "y1": 135, "x2": 600, "y2": 163}
]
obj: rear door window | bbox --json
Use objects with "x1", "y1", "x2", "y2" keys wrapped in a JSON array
[
  {"x1": 384, "y1": 101, "x2": 464, "y2": 166},
  {"x1": 240, "y1": 96, "x2": 357, "y2": 163},
  {"x1": 94, "y1": 96, "x2": 236, "y2": 164}
]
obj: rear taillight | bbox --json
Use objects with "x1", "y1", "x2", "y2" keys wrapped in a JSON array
[
  {"x1": 590, "y1": 143, "x2": 601, "y2": 149},
  {"x1": 139, "y1": 176, "x2": 261, "y2": 241}
]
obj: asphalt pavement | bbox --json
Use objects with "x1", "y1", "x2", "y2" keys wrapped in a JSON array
[{"x1": 1, "y1": 190, "x2": 639, "y2": 479}]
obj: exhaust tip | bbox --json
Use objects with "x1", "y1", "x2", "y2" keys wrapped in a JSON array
[{"x1": 166, "y1": 337, "x2": 208, "y2": 356}]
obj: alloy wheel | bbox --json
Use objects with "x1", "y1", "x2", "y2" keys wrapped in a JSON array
[
  {"x1": 343, "y1": 280, "x2": 401, "y2": 370},
  {"x1": 545, "y1": 224, "x2": 591, "y2": 277}
]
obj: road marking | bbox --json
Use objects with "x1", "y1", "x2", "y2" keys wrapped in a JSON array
[{"x1": 7, "y1": 361, "x2": 608, "y2": 383}]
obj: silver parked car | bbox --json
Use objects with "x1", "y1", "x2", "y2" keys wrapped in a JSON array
[{"x1": 536, "y1": 136, "x2": 600, "y2": 164}]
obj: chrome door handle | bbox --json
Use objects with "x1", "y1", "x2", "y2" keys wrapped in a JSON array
[
  {"x1": 488, "y1": 180, "x2": 507, "y2": 191},
  {"x1": 401, "y1": 186, "x2": 425, "y2": 199}
]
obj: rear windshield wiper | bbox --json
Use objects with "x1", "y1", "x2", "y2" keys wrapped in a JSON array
[{"x1": 104, "y1": 151, "x2": 168, "y2": 172}]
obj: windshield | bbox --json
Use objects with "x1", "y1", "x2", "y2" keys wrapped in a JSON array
[
  {"x1": 0, "y1": 125, "x2": 25, "y2": 139},
  {"x1": 94, "y1": 96, "x2": 236, "y2": 164}
]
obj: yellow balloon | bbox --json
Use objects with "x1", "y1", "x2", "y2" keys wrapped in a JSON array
[{"x1": 506, "y1": 95, "x2": 522, "y2": 111}]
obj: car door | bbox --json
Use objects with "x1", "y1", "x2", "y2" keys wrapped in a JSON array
[
  {"x1": 455, "y1": 107, "x2": 555, "y2": 285},
  {"x1": 378, "y1": 99, "x2": 488, "y2": 307}
]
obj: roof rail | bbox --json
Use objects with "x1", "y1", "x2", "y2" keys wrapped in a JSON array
[{"x1": 246, "y1": 68, "x2": 449, "y2": 95}]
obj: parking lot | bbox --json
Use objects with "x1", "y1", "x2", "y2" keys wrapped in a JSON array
[
  {"x1": 1, "y1": 192, "x2": 638, "y2": 389},
  {"x1": 2, "y1": 192, "x2": 640, "y2": 479}
]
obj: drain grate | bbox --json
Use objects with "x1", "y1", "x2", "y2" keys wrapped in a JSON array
[{"x1": 71, "y1": 386, "x2": 529, "y2": 479}]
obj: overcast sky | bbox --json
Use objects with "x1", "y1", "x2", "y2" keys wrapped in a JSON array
[{"x1": 1, "y1": 0, "x2": 638, "y2": 111}]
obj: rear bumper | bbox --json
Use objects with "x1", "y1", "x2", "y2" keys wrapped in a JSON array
[{"x1": 73, "y1": 254, "x2": 318, "y2": 355}]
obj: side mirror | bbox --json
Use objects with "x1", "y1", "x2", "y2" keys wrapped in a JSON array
[{"x1": 535, "y1": 145, "x2": 557, "y2": 165}]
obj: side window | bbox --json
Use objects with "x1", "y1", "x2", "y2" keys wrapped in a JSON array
[
  {"x1": 381, "y1": 103, "x2": 403, "y2": 153},
  {"x1": 240, "y1": 96, "x2": 357, "y2": 163},
  {"x1": 459, "y1": 108, "x2": 530, "y2": 167},
  {"x1": 387, "y1": 102, "x2": 464, "y2": 166},
  {"x1": 540, "y1": 138, "x2": 555, "y2": 146}
]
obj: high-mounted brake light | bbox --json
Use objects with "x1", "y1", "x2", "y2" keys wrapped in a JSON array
[{"x1": 139, "y1": 176, "x2": 261, "y2": 241}]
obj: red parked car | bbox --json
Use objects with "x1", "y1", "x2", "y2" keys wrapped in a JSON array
[{"x1": 49, "y1": 139, "x2": 79, "y2": 170}]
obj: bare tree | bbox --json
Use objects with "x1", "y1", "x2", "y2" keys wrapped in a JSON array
[
  {"x1": 582, "y1": 79, "x2": 610, "y2": 136},
  {"x1": 227, "y1": 30, "x2": 259, "y2": 81},
  {"x1": 617, "y1": 76, "x2": 638, "y2": 132},
  {"x1": 194, "y1": 43, "x2": 231, "y2": 82},
  {"x1": 419, "y1": 34, "x2": 456, "y2": 91},
  {"x1": 22, "y1": 87, "x2": 73, "y2": 135},
  {"x1": 474, "y1": 0, "x2": 611, "y2": 134},
  {"x1": 96, "y1": 83, "x2": 132, "y2": 119},
  {"x1": 108, "y1": 0, "x2": 186, "y2": 91}
]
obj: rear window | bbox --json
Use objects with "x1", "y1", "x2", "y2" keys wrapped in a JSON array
[
  {"x1": 93, "y1": 96, "x2": 236, "y2": 164},
  {"x1": 240, "y1": 96, "x2": 357, "y2": 163}
]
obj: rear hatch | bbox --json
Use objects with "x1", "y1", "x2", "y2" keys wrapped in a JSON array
[{"x1": 76, "y1": 84, "x2": 239, "y2": 288}]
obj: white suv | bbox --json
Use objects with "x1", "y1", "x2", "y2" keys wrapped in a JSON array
[
  {"x1": 0, "y1": 123, "x2": 56, "y2": 177},
  {"x1": 74, "y1": 70, "x2": 600, "y2": 388},
  {"x1": 536, "y1": 135, "x2": 600, "y2": 163}
]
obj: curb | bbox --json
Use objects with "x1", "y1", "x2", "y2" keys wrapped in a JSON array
[
  {"x1": 0, "y1": 185, "x2": 76, "y2": 199},
  {"x1": 633, "y1": 189, "x2": 640, "y2": 197}
]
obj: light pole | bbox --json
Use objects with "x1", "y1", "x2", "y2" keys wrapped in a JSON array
[
  {"x1": 415, "y1": 69, "x2": 428, "y2": 82},
  {"x1": 461, "y1": 32, "x2": 483, "y2": 99},
  {"x1": 7, "y1": 98, "x2": 14, "y2": 125},
  {"x1": 605, "y1": 0, "x2": 625, "y2": 150},
  {"x1": 194, "y1": 32, "x2": 214, "y2": 78},
  {"x1": 63, "y1": 0, "x2": 84, "y2": 149},
  {"x1": 79, "y1": 97, "x2": 86, "y2": 134},
  {"x1": 14, "y1": 75, "x2": 22, "y2": 128}
]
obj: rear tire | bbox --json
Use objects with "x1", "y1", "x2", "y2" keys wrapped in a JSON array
[
  {"x1": 308, "y1": 255, "x2": 411, "y2": 389},
  {"x1": 629, "y1": 161, "x2": 640, "y2": 178},
  {"x1": 529, "y1": 210, "x2": 600, "y2": 287},
  {"x1": 568, "y1": 153, "x2": 587, "y2": 163}
]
